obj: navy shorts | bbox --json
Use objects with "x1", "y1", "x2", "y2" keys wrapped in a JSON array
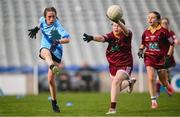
[{"x1": 39, "y1": 48, "x2": 61, "y2": 63}]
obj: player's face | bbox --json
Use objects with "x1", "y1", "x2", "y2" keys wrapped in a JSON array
[
  {"x1": 147, "y1": 13, "x2": 159, "y2": 26},
  {"x1": 45, "y1": 11, "x2": 56, "y2": 25},
  {"x1": 112, "y1": 23, "x2": 122, "y2": 36},
  {"x1": 161, "y1": 19, "x2": 169, "y2": 29}
]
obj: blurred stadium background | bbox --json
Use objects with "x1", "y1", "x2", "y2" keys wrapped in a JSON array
[{"x1": 0, "y1": 0, "x2": 180, "y2": 95}]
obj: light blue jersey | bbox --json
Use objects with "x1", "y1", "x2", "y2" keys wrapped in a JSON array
[{"x1": 39, "y1": 16, "x2": 70, "y2": 60}]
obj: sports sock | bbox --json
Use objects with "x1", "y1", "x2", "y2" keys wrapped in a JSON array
[
  {"x1": 51, "y1": 99, "x2": 57, "y2": 105},
  {"x1": 151, "y1": 96, "x2": 157, "y2": 103},
  {"x1": 50, "y1": 64, "x2": 55, "y2": 70},
  {"x1": 110, "y1": 102, "x2": 116, "y2": 109}
]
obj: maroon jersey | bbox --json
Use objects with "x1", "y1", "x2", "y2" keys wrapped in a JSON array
[
  {"x1": 168, "y1": 30, "x2": 176, "y2": 67},
  {"x1": 141, "y1": 25, "x2": 174, "y2": 68},
  {"x1": 169, "y1": 30, "x2": 177, "y2": 40},
  {"x1": 103, "y1": 31, "x2": 133, "y2": 68}
]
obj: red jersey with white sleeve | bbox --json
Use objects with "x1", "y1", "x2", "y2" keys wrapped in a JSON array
[
  {"x1": 141, "y1": 25, "x2": 174, "y2": 69},
  {"x1": 103, "y1": 31, "x2": 133, "y2": 76}
]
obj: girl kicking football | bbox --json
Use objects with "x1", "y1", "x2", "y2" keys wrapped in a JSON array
[{"x1": 28, "y1": 7, "x2": 70, "y2": 113}]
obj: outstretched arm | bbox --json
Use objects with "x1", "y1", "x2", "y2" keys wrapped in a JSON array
[
  {"x1": 93, "y1": 34, "x2": 105, "y2": 42},
  {"x1": 83, "y1": 33, "x2": 105, "y2": 43}
]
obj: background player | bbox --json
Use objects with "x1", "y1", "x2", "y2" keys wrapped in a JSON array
[
  {"x1": 83, "y1": 18, "x2": 136, "y2": 114},
  {"x1": 138, "y1": 11, "x2": 174, "y2": 109},
  {"x1": 28, "y1": 7, "x2": 70, "y2": 112},
  {"x1": 156, "y1": 17, "x2": 179, "y2": 97}
]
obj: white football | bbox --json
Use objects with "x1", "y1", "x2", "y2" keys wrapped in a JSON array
[{"x1": 106, "y1": 5, "x2": 123, "y2": 22}]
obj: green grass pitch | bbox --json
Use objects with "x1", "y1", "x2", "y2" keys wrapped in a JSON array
[{"x1": 0, "y1": 92, "x2": 180, "y2": 116}]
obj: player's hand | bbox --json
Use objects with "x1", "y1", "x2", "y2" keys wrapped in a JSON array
[
  {"x1": 83, "y1": 33, "x2": 93, "y2": 43},
  {"x1": 164, "y1": 55, "x2": 171, "y2": 68},
  {"x1": 50, "y1": 40, "x2": 59, "y2": 52},
  {"x1": 106, "y1": 14, "x2": 119, "y2": 23},
  {"x1": 28, "y1": 26, "x2": 39, "y2": 39},
  {"x1": 138, "y1": 48, "x2": 144, "y2": 58}
]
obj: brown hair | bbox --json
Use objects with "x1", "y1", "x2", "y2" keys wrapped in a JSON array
[
  {"x1": 161, "y1": 17, "x2": 170, "y2": 24},
  {"x1": 149, "y1": 11, "x2": 161, "y2": 21},
  {"x1": 43, "y1": 7, "x2": 57, "y2": 18}
]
